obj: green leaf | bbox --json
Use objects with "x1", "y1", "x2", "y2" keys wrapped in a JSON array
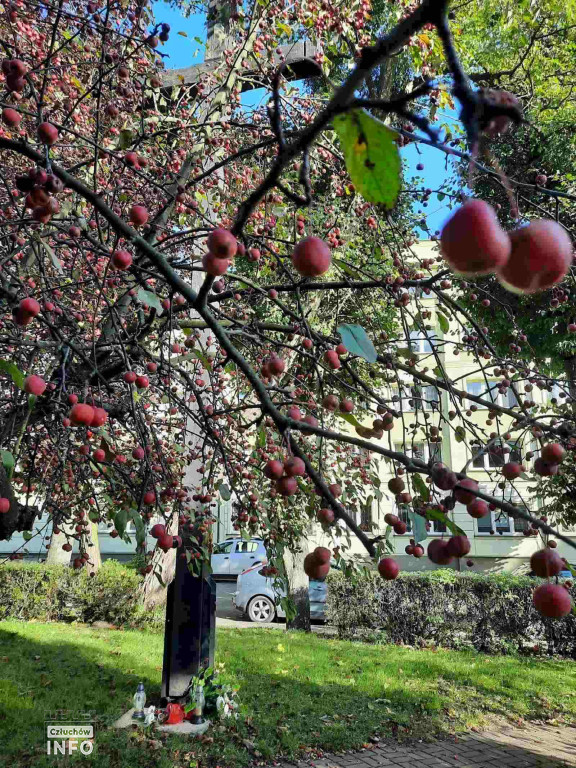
[
  {"x1": 408, "y1": 511, "x2": 428, "y2": 544},
  {"x1": 136, "y1": 288, "x2": 163, "y2": 314},
  {"x1": 396, "y1": 348, "x2": 411, "y2": 359},
  {"x1": 337, "y1": 324, "x2": 377, "y2": 363},
  {"x1": 0, "y1": 360, "x2": 25, "y2": 390},
  {"x1": 454, "y1": 426, "x2": 466, "y2": 443},
  {"x1": 333, "y1": 109, "x2": 401, "y2": 208},
  {"x1": 411, "y1": 474, "x2": 430, "y2": 503},
  {"x1": 257, "y1": 426, "x2": 266, "y2": 449},
  {"x1": 332, "y1": 257, "x2": 364, "y2": 279},
  {"x1": 187, "y1": 348, "x2": 211, "y2": 368},
  {"x1": 118, "y1": 128, "x2": 134, "y2": 150},
  {"x1": 39, "y1": 237, "x2": 63, "y2": 274},
  {"x1": 437, "y1": 312, "x2": 450, "y2": 334},
  {"x1": 23, "y1": 530, "x2": 33, "y2": 541},
  {"x1": 130, "y1": 508, "x2": 146, "y2": 546},
  {"x1": 219, "y1": 484, "x2": 231, "y2": 501},
  {"x1": 114, "y1": 508, "x2": 128, "y2": 538},
  {"x1": 337, "y1": 412, "x2": 364, "y2": 429},
  {"x1": 426, "y1": 507, "x2": 465, "y2": 536}
]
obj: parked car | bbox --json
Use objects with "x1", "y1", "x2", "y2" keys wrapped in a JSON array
[
  {"x1": 233, "y1": 561, "x2": 329, "y2": 622},
  {"x1": 210, "y1": 537, "x2": 267, "y2": 578}
]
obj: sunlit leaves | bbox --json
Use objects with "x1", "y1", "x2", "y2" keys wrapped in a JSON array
[{"x1": 333, "y1": 109, "x2": 401, "y2": 208}]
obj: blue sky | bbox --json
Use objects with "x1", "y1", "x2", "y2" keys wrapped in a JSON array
[{"x1": 153, "y1": 1, "x2": 457, "y2": 237}]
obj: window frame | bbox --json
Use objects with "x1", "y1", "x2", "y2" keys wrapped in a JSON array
[
  {"x1": 409, "y1": 329, "x2": 439, "y2": 354},
  {"x1": 471, "y1": 441, "x2": 522, "y2": 470},
  {"x1": 474, "y1": 484, "x2": 527, "y2": 536},
  {"x1": 393, "y1": 442, "x2": 446, "y2": 535}
]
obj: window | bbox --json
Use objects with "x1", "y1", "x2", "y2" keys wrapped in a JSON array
[
  {"x1": 466, "y1": 380, "x2": 500, "y2": 409},
  {"x1": 472, "y1": 441, "x2": 522, "y2": 470},
  {"x1": 409, "y1": 330, "x2": 438, "y2": 354},
  {"x1": 421, "y1": 385, "x2": 440, "y2": 411},
  {"x1": 235, "y1": 540, "x2": 258, "y2": 553},
  {"x1": 397, "y1": 504, "x2": 412, "y2": 531},
  {"x1": 395, "y1": 442, "x2": 442, "y2": 465},
  {"x1": 396, "y1": 503, "x2": 446, "y2": 534},
  {"x1": 391, "y1": 385, "x2": 414, "y2": 412},
  {"x1": 544, "y1": 383, "x2": 565, "y2": 404},
  {"x1": 360, "y1": 505, "x2": 373, "y2": 530},
  {"x1": 504, "y1": 388, "x2": 521, "y2": 408},
  {"x1": 213, "y1": 540, "x2": 234, "y2": 555},
  {"x1": 475, "y1": 484, "x2": 528, "y2": 535}
]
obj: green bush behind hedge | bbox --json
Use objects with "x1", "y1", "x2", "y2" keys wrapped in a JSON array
[
  {"x1": 0, "y1": 561, "x2": 163, "y2": 630},
  {"x1": 326, "y1": 569, "x2": 576, "y2": 657}
]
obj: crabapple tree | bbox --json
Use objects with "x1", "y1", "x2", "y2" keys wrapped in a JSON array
[{"x1": 0, "y1": 0, "x2": 573, "y2": 628}]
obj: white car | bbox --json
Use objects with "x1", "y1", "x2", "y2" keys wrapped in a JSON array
[
  {"x1": 233, "y1": 561, "x2": 328, "y2": 622},
  {"x1": 211, "y1": 537, "x2": 267, "y2": 578}
]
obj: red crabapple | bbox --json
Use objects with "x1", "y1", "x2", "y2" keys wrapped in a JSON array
[
  {"x1": 202, "y1": 252, "x2": 229, "y2": 276},
  {"x1": 440, "y1": 200, "x2": 511, "y2": 275},
  {"x1": 207, "y1": 228, "x2": 237, "y2": 259},
  {"x1": 69, "y1": 403, "x2": 95, "y2": 426},
  {"x1": 378, "y1": 557, "x2": 400, "y2": 580},
  {"x1": 129, "y1": 205, "x2": 149, "y2": 227},
  {"x1": 497, "y1": 220, "x2": 572, "y2": 294},
  {"x1": 37, "y1": 122, "x2": 59, "y2": 145},
  {"x1": 24, "y1": 374, "x2": 46, "y2": 396},
  {"x1": 292, "y1": 237, "x2": 332, "y2": 277},
  {"x1": 112, "y1": 250, "x2": 132, "y2": 270},
  {"x1": 541, "y1": 443, "x2": 565, "y2": 464},
  {"x1": 2, "y1": 108, "x2": 21, "y2": 127},
  {"x1": 533, "y1": 583, "x2": 572, "y2": 619}
]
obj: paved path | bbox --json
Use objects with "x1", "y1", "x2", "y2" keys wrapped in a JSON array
[{"x1": 270, "y1": 723, "x2": 576, "y2": 768}]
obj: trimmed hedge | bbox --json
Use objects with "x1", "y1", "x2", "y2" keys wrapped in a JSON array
[
  {"x1": 0, "y1": 561, "x2": 163, "y2": 630},
  {"x1": 326, "y1": 569, "x2": 576, "y2": 657}
]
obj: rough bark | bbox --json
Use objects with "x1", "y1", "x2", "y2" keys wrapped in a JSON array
[
  {"x1": 139, "y1": 510, "x2": 178, "y2": 608},
  {"x1": 45, "y1": 518, "x2": 74, "y2": 566},
  {"x1": 563, "y1": 356, "x2": 576, "y2": 405},
  {"x1": 83, "y1": 521, "x2": 102, "y2": 573},
  {"x1": 284, "y1": 537, "x2": 311, "y2": 632}
]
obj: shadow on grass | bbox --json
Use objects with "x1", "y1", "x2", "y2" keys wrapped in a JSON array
[{"x1": 0, "y1": 623, "x2": 574, "y2": 768}]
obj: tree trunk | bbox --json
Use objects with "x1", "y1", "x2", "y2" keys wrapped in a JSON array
[
  {"x1": 83, "y1": 521, "x2": 102, "y2": 574},
  {"x1": 45, "y1": 518, "x2": 74, "y2": 566},
  {"x1": 139, "y1": 509, "x2": 178, "y2": 608},
  {"x1": 283, "y1": 538, "x2": 311, "y2": 632},
  {"x1": 563, "y1": 356, "x2": 576, "y2": 404}
]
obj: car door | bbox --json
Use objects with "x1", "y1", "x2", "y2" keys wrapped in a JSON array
[
  {"x1": 229, "y1": 540, "x2": 260, "y2": 575},
  {"x1": 211, "y1": 540, "x2": 234, "y2": 575}
]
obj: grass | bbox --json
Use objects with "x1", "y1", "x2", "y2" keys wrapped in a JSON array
[{"x1": 0, "y1": 621, "x2": 575, "y2": 767}]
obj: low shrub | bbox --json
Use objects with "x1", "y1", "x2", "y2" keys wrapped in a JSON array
[
  {"x1": 0, "y1": 560, "x2": 163, "y2": 630},
  {"x1": 326, "y1": 569, "x2": 576, "y2": 657}
]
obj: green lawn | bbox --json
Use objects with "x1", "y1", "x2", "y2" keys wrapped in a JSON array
[{"x1": 1, "y1": 621, "x2": 575, "y2": 767}]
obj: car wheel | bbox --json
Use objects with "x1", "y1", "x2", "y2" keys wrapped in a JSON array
[{"x1": 247, "y1": 595, "x2": 275, "y2": 623}]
